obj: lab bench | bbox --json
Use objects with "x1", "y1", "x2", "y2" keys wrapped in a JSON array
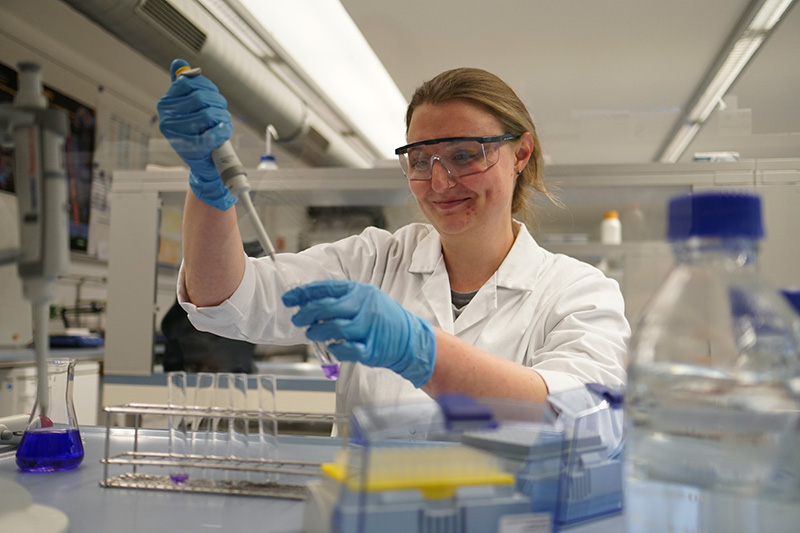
[
  {"x1": 6, "y1": 420, "x2": 797, "y2": 531},
  {"x1": 1, "y1": 426, "x2": 340, "y2": 532},
  {"x1": 0, "y1": 425, "x2": 628, "y2": 532}
]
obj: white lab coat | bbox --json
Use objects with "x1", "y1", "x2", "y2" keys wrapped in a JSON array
[{"x1": 178, "y1": 222, "x2": 629, "y2": 417}]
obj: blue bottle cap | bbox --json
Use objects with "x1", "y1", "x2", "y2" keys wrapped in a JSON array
[
  {"x1": 667, "y1": 191, "x2": 764, "y2": 241},
  {"x1": 782, "y1": 290, "x2": 800, "y2": 315},
  {"x1": 260, "y1": 154, "x2": 276, "y2": 163}
]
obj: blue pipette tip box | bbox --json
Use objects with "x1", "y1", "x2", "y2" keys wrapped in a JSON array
[
  {"x1": 438, "y1": 394, "x2": 498, "y2": 431},
  {"x1": 585, "y1": 383, "x2": 625, "y2": 407}
]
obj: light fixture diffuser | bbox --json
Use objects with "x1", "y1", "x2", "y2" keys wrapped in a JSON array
[
  {"x1": 234, "y1": 0, "x2": 408, "y2": 160},
  {"x1": 658, "y1": 0, "x2": 796, "y2": 163}
]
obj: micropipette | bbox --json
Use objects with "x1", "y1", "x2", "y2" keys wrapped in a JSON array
[
  {"x1": 4, "y1": 62, "x2": 84, "y2": 474},
  {"x1": 176, "y1": 66, "x2": 340, "y2": 380}
]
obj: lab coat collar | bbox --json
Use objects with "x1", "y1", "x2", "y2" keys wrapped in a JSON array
[
  {"x1": 408, "y1": 228, "x2": 454, "y2": 330},
  {"x1": 408, "y1": 225, "x2": 442, "y2": 275},
  {"x1": 407, "y1": 222, "x2": 545, "y2": 284},
  {"x1": 407, "y1": 222, "x2": 546, "y2": 333},
  {"x1": 494, "y1": 222, "x2": 546, "y2": 292}
]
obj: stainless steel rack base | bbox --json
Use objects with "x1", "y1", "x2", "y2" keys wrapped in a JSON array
[{"x1": 100, "y1": 403, "x2": 344, "y2": 500}]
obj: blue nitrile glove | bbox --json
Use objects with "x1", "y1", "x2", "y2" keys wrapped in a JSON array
[
  {"x1": 282, "y1": 280, "x2": 437, "y2": 388},
  {"x1": 157, "y1": 58, "x2": 236, "y2": 210}
]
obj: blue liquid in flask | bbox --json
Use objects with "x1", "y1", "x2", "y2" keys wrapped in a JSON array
[{"x1": 16, "y1": 428, "x2": 84, "y2": 472}]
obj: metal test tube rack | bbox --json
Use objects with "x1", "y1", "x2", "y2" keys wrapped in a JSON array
[{"x1": 100, "y1": 403, "x2": 342, "y2": 499}]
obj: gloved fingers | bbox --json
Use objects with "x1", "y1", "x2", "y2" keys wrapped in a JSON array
[
  {"x1": 304, "y1": 318, "x2": 350, "y2": 343},
  {"x1": 158, "y1": 85, "x2": 229, "y2": 116},
  {"x1": 158, "y1": 124, "x2": 233, "y2": 163},
  {"x1": 325, "y1": 341, "x2": 368, "y2": 363},
  {"x1": 282, "y1": 279, "x2": 354, "y2": 307},
  {"x1": 289, "y1": 292, "x2": 364, "y2": 328},
  {"x1": 159, "y1": 107, "x2": 232, "y2": 141}
]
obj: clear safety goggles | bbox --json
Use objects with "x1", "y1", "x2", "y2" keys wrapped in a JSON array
[{"x1": 395, "y1": 134, "x2": 519, "y2": 181}]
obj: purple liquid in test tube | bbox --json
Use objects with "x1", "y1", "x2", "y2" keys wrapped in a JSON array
[
  {"x1": 311, "y1": 341, "x2": 339, "y2": 381},
  {"x1": 322, "y1": 364, "x2": 340, "y2": 380},
  {"x1": 170, "y1": 473, "x2": 190, "y2": 486}
]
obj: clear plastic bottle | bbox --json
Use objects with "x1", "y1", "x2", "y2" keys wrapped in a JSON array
[{"x1": 625, "y1": 192, "x2": 800, "y2": 532}]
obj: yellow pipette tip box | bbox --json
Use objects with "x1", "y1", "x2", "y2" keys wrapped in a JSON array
[{"x1": 321, "y1": 445, "x2": 514, "y2": 500}]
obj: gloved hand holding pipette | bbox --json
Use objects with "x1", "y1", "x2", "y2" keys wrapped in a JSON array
[
  {"x1": 157, "y1": 59, "x2": 236, "y2": 211},
  {"x1": 283, "y1": 280, "x2": 437, "y2": 387},
  {"x1": 157, "y1": 58, "x2": 340, "y2": 379}
]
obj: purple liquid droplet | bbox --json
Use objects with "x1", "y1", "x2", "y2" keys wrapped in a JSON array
[
  {"x1": 170, "y1": 473, "x2": 189, "y2": 486},
  {"x1": 322, "y1": 364, "x2": 339, "y2": 380}
]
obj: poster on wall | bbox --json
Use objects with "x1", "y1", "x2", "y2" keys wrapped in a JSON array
[
  {"x1": 0, "y1": 63, "x2": 15, "y2": 193},
  {"x1": 0, "y1": 60, "x2": 96, "y2": 251}
]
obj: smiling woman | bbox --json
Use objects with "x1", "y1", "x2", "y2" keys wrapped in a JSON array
[{"x1": 160, "y1": 64, "x2": 630, "y2": 420}]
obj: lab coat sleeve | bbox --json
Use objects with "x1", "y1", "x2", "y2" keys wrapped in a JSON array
[
  {"x1": 178, "y1": 250, "x2": 319, "y2": 344},
  {"x1": 529, "y1": 259, "x2": 630, "y2": 395},
  {"x1": 176, "y1": 226, "x2": 403, "y2": 344},
  {"x1": 175, "y1": 254, "x2": 292, "y2": 342}
]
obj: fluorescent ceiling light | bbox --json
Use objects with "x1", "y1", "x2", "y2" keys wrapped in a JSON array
[
  {"x1": 749, "y1": 0, "x2": 794, "y2": 30},
  {"x1": 688, "y1": 36, "x2": 764, "y2": 123},
  {"x1": 235, "y1": 0, "x2": 408, "y2": 160},
  {"x1": 659, "y1": 0, "x2": 797, "y2": 162}
]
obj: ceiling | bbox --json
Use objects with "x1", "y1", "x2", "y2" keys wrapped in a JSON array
[
  {"x1": 1, "y1": 0, "x2": 797, "y2": 168},
  {"x1": 340, "y1": 0, "x2": 800, "y2": 165}
]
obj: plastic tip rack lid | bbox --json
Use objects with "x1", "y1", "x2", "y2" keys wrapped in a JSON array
[{"x1": 667, "y1": 191, "x2": 764, "y2": 241}]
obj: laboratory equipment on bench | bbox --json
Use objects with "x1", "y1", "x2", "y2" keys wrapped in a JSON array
[
  {"x1": 15, "y1": 359, "x2": 83, "y2": 472},
  {"x1": 100, "y1": 372, "x2": 342, "y2": 498},
  {"x1": 0, "y1": 62, "x2": 82, "y2": 470},
  {"x1": 175, "y1": 65, "x2": 340, "y2": 380},
  {"x1": 0, "y1": 414, "x2": 28, "y2": 446},
  {"x1": 625, "y1": 191, "x2": 800, "y2": 533},
  {"x1": 303, "y1": 386, "x2": 624, "y2": 533},
  {"x1": 0, "y1": 60, "x2": 74, "y2": 530}
]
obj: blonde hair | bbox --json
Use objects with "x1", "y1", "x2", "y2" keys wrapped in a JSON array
[{"x1": 405, "y1": 68, "x2": 558, "y2": 222}]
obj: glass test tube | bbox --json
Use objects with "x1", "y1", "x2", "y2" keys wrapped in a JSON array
[
  {"x1": 272, "y1": 257, "x2": 340, "y2": 380},
  {"x1": 229, "y1": 373, "x2": 249, "y2": 482},
  {"x1": 256, "y1": 374, "x2": 278, "y2": 482},
  {"x1": 192, "y1": 372, "x2": 216, "y2": 480},
  {"x1": 166, "y1": 371, "x2": 189, "y2": 485}
]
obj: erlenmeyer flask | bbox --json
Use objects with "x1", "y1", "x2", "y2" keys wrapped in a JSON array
[{"x1": 16, "y1": 359, "x2": 84, "y2": 472}]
